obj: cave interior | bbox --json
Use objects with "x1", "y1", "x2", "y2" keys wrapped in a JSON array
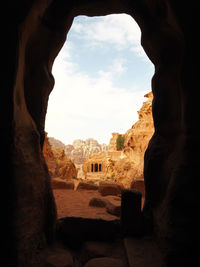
[{"x1": 1, "y1": 0, "x2": 199, "y2": 266}]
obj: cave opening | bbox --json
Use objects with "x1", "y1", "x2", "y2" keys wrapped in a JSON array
[
  {"x1": 4, "y1": 0, "x2": 193, "y2": 266},
  {"x1": 45, "y1": 14, "x2": 154, "y2": 146},
  {"x1": 44, "y1": 14, "x2": 154, "y2": 221}
]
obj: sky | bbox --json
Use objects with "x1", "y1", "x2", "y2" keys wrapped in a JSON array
[{"x1": 45, "y1": 14, "x2": 154, "y2": 145}]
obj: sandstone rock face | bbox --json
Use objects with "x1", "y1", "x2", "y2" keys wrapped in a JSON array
[
  {"x1": 122, "y1": 92, "x2": 154, "y2": 184},
  {"x1": 43, "y1": 133, "x2": 77, "y2": 179},
  {"x1": 108, "y1": 133, "x2": 121, "y2": 151},
  {"x1": 83, "y1": 92, "x2": 154, "y2": 187}
]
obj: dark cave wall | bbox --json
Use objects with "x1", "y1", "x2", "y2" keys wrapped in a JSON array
[
  {"x1": 4, "y1": 2, "x2": 58, "y2": 266},
  {"x1": 1, "y1": 0, "x2": 198, "y2": 266}
]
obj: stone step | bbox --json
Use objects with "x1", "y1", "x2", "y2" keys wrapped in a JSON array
[
  {"x1": 57, "y1": 217, "x2": 120, "y2": 249},
  {"x1": 124, "y1": 236, "x2": 165, "y2": 267}
]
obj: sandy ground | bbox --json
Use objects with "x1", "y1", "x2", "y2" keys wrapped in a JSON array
[{"x1": 53, "y1": 189, "x2": 120, "y2": 220}]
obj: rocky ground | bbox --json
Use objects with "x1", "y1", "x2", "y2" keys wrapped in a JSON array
[
  {"x1": 42, "y1": 238, "x2": 128, "y2": 267},
  {"x1": 41, "y1": 187, "x2": 163, "y2": 267},
  {"x1": 46, "y1": 187, "x2": 127, "y2": 266},
  {"x1": 53, "y1": 189, "x2": 121, "y2": 220}
]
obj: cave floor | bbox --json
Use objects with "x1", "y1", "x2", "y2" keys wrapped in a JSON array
[
  {"x1": 53, "y1": 189, "x2": 120, "y2": 220},
  {"x1": 46, "y1": 189, "x2": 165, "y2": 267},
  {"x1": 43, "y1": 235, "x2": 164, "y2": 267}
]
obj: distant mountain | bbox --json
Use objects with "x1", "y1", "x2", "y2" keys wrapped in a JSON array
[
  {"x1": 65, "y1": 138, "x2": 108, "y2": 165},
  {"x1": 49, "y1": 137, "x2": 108, "y2": 165}
]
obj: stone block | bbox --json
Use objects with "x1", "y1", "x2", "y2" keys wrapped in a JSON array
[
  {"x1": 51, "y1": 178, "x2": 74, "y2": 190},
  {"x1": 120, "y1": 189, "x2": 143, "y2": 236},
  {"x1": 45, "y1": 248, "x2": 74, "y2": 267},
  {"x1": 89, "y1": 197, "x2": 108, "y2": 207},
  {"x1": 57, "y1": 217, "x2": 120, "y2": 248},
  {"x1": 106, "y1": 201, "x2": 121, "y2": 217},
  {"x1": 99, "y1": 182, "x2": 124, "y2": 196},
  {"x1": 76, "y1": 182, "x2": 99, "y2": 191}
]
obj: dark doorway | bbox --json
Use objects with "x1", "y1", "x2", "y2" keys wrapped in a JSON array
[
  {"x1": 95, "y1": 163, "x2": 98, "y2": 172},
  {"x1": 99, "y1": 163, "x2": 102, "y2": 172}
]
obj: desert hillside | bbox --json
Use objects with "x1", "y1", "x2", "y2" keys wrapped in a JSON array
[
  {"x1": 83, "y1": 92, "x2": 154, "y2": 187},
  {"x1": 48, "y1": 137, "x2": 108, "y2": 165}
]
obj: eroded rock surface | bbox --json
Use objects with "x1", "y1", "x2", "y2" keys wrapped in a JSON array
[
  {"x1": 83, "y1": 92, "x2": 154, "y2": 188},
  {"x1": 43, "y1": 133, "x2": 77, "y2": 179}
]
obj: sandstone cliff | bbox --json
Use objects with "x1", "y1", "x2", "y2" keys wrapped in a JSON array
[
  {"x1": 43, "y1": 133, "x2": 77, "y2": 179},
  {"x1": 108, "y1": 133, "x2": 121, "y2": 151},
  {"x1": 122, "y1": 91, "x2": 154, "y2": 183},
  {"x1": 83, "y1": 92, "x2": 154, "y2": 187}
]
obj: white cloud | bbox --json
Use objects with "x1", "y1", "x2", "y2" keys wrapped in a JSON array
[
  {"x1": 71, "y1": 22, "x2": 83, "y2": 33},
  {"x1": 73, "y1": 14, "x2": 144, "y2": 57},
  {"x1": 97, "y1": 58, "x2": 126, "y2": 82},
  {"x1": 45, "y1": 46, "x2": 149, "y2": 144},
  {"x1": 111, "y1": 58, "x2": 127, "y2": 74}
]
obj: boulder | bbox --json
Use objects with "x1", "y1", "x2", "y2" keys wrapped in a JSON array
[
  {"x1": 98, "y1": 182, "x2": 124, "y2": 196},
  {"x1": 106, "y1": 201, "x2": 121, "y2": 217},
  {"x1": 76, "y1": 182, "x2": 98, "y2": 191},
  {"x1": 89, "y1": 197, "x2": 108, "y2": 208},
  {"x1": 89, "y1": 196, "x2": 121, "y2": 217},
  {"x1": 51, "y1": 178, "x2": 74, "y2": 190},
  {"x1": 45, "y1": 248, "x2": 74, "y2": 267}
]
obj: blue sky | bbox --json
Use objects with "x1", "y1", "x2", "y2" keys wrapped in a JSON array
[{"x1": 45, "y1": 14, "x2": 154, "y2": 145}]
